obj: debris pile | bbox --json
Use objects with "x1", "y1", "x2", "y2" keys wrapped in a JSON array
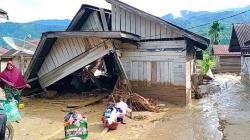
[{"x1": 112, "y1": 81, "x2": 159, "y2": 112}]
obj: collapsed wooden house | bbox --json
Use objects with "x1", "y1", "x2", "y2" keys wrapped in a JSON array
[
  {"x1": 25, "y1": 0, "x2": 209, "y2": 105},
  {"x1": 229, "y1": 23, "x2": 250, "y2": 83}
]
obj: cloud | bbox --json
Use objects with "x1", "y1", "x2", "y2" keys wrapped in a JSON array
[{"x1": 1, "y1": 0, "x2": 250, "y2": 22}]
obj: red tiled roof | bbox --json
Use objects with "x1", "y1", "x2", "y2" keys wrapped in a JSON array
[{"x1": 213, "y1": 45, "x2": 241, "y2": 56}]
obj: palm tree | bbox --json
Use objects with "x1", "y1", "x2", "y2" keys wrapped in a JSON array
[{"x1": 208, "y1": 21, "x2": 224, "y2": 45}]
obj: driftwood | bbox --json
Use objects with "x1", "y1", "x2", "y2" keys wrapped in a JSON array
[{"x1": 112, "y1": 82, "x2": 159, "y2": 112}]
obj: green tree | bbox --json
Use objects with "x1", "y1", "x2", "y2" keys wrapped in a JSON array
[{"x1": 208, "y1": 21, "x2": 224, "y2": 45}]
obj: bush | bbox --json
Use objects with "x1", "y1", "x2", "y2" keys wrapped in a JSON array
[{"x1": 199, "y1": 52, "x2": 215, "y2": 75}]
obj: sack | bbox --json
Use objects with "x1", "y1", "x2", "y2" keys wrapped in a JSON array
[
  {"x1": 3, "y1": 100, "x2": 21, "y2": 122},
  {"x1": 64, "y1": 111, "x2": 88, "y2": 139}
]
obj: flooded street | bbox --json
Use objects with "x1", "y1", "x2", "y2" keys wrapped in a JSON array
[{"x1": 140, "y1": 74, "x2": 250, "y2": 140}]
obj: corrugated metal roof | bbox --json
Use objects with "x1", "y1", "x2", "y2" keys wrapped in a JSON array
[
  {"x1": 213, "y1": 45, "x2": 240, "y2": 56},
  {"x1": 234, "y1": 23, "x2": 250, "y2": 48}
]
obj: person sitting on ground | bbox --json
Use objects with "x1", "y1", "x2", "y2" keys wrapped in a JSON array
[
  {"x1": 114, "y1": 94, "x2": 132, "y2": 124},
  {"x1": 0, "y1": 61, "x2": 30, "y2": 103}
]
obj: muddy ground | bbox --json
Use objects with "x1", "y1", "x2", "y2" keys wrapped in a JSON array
[{"x1": 12, "y1": 74, "x2": 250, "y2": 140}]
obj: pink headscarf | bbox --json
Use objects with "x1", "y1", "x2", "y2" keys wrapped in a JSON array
[{"x1": 0, "y1": 61, "x2": 27, "y2": 89}]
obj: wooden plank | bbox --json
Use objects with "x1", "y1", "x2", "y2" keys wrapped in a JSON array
[
  {"x1": 160, "y1": 62, "x2": 164, "y2": 85},
  {"x1": 150, "y1": 21, "x2": 156, "y2": 39},
  {"x1": 71, "y1": 38, "x2": 82, "y2": 55},
  {"x1": 99, "y1": 8, "x2": 108, "y2": 31},
  {"x1": 146, "y1": 61, "x2": 151, "y2": 87},
  {"x1": 155, "y1": 23, "x2": 161, "y2": 39},
  {"x1": 156, "y1": 61, "x2": 161, "y2": 83},
  {"x1": 76, "y1": 37, "x2": 85, "y2": 53},
  {"x1": 135, "y1": 14, "x2": 141, "y2": 35},
  {"x1": 138, "y1": 62, "x2": 143, "y2": 84},
  {"x1": 47, "y1": 53, "x2": 56, "y2": 70},
  {"x1": 39, "y1": 43, "x2": 114, "y2": 89},
  {"x1": 65, "y1": 38, "x2": 78, "y2": 58},
  {"x1": 151, "y1": 61, "x2": 157, "y2": 85},
  {"x1": 120, "y1": 8, "x2": 126, "y2": 31},
  {"x1": 112, "y1": 5, "x2": 116, "y2": 31},
  {"x1": 166, "y1": 28, "x2": 172, "y2": 38},
  {"x1": 53, "y1": 41, "x2": 64, "y2": 66},
  {"x1": 60, "y1": 38, "x2": 73, "y2": 60},
  {"x1": 125, "y1": 11, "x2": 131, "y2": 33},
  {"x1": 92, "y1": 11, "x2": 103, "y2": 31},
  {"x1": 145, "y1": 20, "x2": 151, "y2": 39},
  {"x1": 161, "y1": 25, "x2": 167, "y2": 38},
  {"x1": 140, "y1": 17, "x2": 146, "y2": 38},
  {"x1": 140, "y1": 40, "x2": 186, "y2": 49},
  {"x1": 164, "y1": 61, "x2": 169, "y2": 86},
  {"x1": 169, "y1": 61, "x2": 174, "y2": 84},
  {"x1": 88, "y1": 12, "x2": 96, "y2": 31},
  {"x1": 143, "y1": 61, "x2": 147, "y2": 87},
  {"x1": 49, "y1": 45, "x2": 60, "y2": 67},
  {"x1": 132, "y1": 61, "x2": 138, "y2": 87},
  {"x1": 130, "y1": 13, "x2": 136, "y2": 34},
  {"x1": 68, "y1": 38, "x2": 80, "y2": 56},
  {"x1": 115, "y1": 6, "x2": 121, "y2": 31},
  {"x1": 57, "y1": 39, "x2": 71, "y2": 62}
]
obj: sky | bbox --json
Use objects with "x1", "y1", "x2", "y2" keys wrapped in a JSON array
[{"x1": 1, "y1": 0, "x2": 250, "y2": 22}]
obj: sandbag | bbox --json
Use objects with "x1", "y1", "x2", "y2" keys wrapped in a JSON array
[{"x1": 3, "y1": 100, "x2": 21, "y2": 122}]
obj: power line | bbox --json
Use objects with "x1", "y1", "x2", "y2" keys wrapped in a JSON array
[{"x1": 188, "y1": 9, "x2": 250, "y2": 29}]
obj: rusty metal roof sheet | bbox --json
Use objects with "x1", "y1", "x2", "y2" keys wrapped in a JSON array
[{"x1": 213, "y1": 45, "x2": 240, "y2": 56}]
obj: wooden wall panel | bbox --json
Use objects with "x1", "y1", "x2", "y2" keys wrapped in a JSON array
[
  {"x1": 130, "y1": 13, "x2": 136, "y2": 34},
  {"x1": 112, "y1": 5, "x2": 116, "y2": 31},
  {"x1": 120, "y1": 8, "x2": 126, "y2": 31},
  {"x1": 125, "y1": 11, "x2": 131, "y2": 32},
  {"x1": 38, "y1": 37, "x2": 104, "y2": 77},
  {"x1": 115, "y1": 6, "x2": 121, "y2": 31}
]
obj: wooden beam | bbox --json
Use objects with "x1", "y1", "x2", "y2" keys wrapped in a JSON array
[
  {"x1": 39, "y1": 40, "x2": 114, "y2": 89},
  {"x1": 45, "y1": 31, "x2": 140, "y2": 41},
  {"x1": 99, "y1": 8, "x2": 109, "y2": 31},
  {"x1": 112, "y1": 41, "x2": 132, "y2": 93}
]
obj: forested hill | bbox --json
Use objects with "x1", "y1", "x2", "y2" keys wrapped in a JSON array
[
  {"x1": 0, "y1": 19, "x2": 70, "y2": 49},
  {"x1": 162, "y1": 5, "x2": 250, "y2": 44}
]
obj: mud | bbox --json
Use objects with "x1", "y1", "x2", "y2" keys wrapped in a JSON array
[{"x1": 12, "y1": 74, "x2": 250, "y2": 140}]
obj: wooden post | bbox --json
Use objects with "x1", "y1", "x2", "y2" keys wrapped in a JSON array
[{"x1": 112, "y1": 40, "x2": 132, "y2": 93}]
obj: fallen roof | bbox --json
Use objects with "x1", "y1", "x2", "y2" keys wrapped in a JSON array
[
  {"x1": 213, "y1": 45, "x2": 240, "y2": 56},
  {"x1": 106, "y1": 0, "x2": 209, "y2": 50},
  {"x1": 229, "y1": 23, "x2": 250, "y2": 52},
  {"x1": 25, "y1": 31, "x2": 140, "y2": 80},
  {"x1": 0, "y1": 9, "x2": 8, "y2": 20}
]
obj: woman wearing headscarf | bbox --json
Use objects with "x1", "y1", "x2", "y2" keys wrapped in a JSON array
[{"x1": 0, "y1": 61, "x2": 30, "y2": 102}]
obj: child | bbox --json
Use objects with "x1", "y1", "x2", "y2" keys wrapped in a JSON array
[{"x1": 114, "y1": 94, "x2": 132, "y2": 124}]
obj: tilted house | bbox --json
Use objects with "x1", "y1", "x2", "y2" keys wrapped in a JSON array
[
  {"x1": 25, "y1": 0, "x2": 209, "y2": 105},
  {"x1": 229, "y1": 23, "x2": 250, "y2": 83}
]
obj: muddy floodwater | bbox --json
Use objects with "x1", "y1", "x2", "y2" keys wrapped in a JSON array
[{"x1": 12, "y1": 74, "x2": 250, "y2": 140}]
